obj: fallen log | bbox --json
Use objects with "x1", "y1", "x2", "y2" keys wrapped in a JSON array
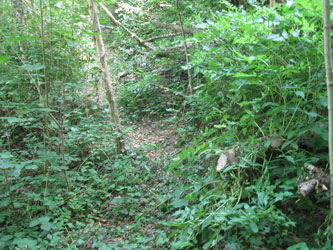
[{"x1": 152, "y1": 21, "x2": 198, "y2": 35}]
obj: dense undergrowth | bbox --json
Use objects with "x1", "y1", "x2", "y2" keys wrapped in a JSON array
[{"x1": 1, "y1": 0, "x2": 333, "y2": 249}]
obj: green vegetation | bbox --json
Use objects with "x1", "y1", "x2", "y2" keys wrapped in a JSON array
[{"x1": 0, "y1": 0, "x2": 332, "y2": 249}]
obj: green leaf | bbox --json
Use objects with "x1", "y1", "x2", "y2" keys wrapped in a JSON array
[
  {"x1": 13, "y1": 238, "x2": 37, "y2": 248},
  {"x1": 171, "y1": 198, "x2": 188, "y2": 208},
  {"x1": 249, "y1": 221, "x2": 258, "y2": 233},
  {"x1": 25, "y1": 164, "x2": 38, "y2": 170},
  {"x1": 201, "y1": 215, "x2": 212, "y2": 229},
  {"x1": 264, "y1": 34, "x2": 284, "y2": 41},
  {"x1": 0, "y1": 158, "x2": 13, "y2": 169},
  {"x1": 0, "y1": 55, "x2": 11, "y2": 64},
  {"x1": 285, "y1": 155, "x2": 295, "y2": 164},
  {"x1": 40, "y1": 216, "x2": 52, "y2": 231},
  {"x1": 305, "y1": 111, "x2": 317, "y2": 117},
  {"x1": 156, "y1": 232, "x2": 168, "y2": 246},
  {"x1": 295, "y1": 91, "x2": 305, "y2": 98},
  {"x1": 29, "y1": 219, "x2": 41, "y2": 227},
  {"x1": 286, "y1": 242, "x2": 309, "y2": 250},
  {"x1": 1, "y1": 117, "x2": 30, "y2": 124},
  {"x1": 250, "y1": 236, "x2": 263, "y2": 246},
  {"x1": 0, "y1": 235, "x2": 13, "y2": 242},
  {"x1": 21, "y1": 63, "x2": 45, "y2": 71}
]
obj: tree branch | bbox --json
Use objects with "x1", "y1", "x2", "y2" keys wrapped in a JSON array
[
  {"x1": 143, "y1": 32, "x2": 181, "y2": 43},
  {"x1": 152, "y1": 21, "x2": 198, "y2": 35},
  {"x1": 99, "y1": 3, "x2": 152, "y2": 49}
]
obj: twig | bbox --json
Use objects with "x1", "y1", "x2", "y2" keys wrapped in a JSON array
[
  {"x1": 155, "y1": 42, "x2": 193, "y2": 57},
  {"x1": 143, "y1": 32, "x2": 181, "y2": 42},
  {"x1": 48, "y1": 112, "x2": 71, "y2": 191}
]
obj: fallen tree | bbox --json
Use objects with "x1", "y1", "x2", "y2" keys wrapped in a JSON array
[{"x1": 99, "y1": 3, "x2": 196, "y2": 58}]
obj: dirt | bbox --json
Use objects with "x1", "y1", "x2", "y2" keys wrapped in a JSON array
[{"x1": 126, "y1": 120, "x2": 179, "y2": 161}]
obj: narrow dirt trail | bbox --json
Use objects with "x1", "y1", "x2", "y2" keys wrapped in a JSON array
[
  {"x1": 96, "y1": 118, "x2": 182, "y2": 249},
  {"x1": 126, "y1": 120, "x2": 179, "y2": 161}
]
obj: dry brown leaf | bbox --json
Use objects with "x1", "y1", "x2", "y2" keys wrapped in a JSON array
[
  {"x1": 216, "y1": 148, "x2": 237, "y2": 172},
  {"x1": 269, "y1": 136, "x2": 284, "y2": 148},
  {"x1": 216, "y1": 152, "x2": 228, "y2": 172}
]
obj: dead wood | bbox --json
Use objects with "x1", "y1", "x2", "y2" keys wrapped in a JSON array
[
  {"x1": 299, "y1": 179, "x2": 318, "y2": 197},
  {"x1": 143, "y1": 33, "x2": 181, "y2": 43},
  {"x1": 298, "y1": 164, "x2": 330, "y2": 197},
  {"x1": 99, "y1": 3, "x2": 194, "y2": 58},
  {"x1": 155, "y1": 42, "x2": 193, "y2": 57},
  {"x1": 117, "y1": 71, "x2": 128, "y2": 79},
  {"x1": 152, "y1": 21, "x2": 198, "y2": 35},
  {"x1": 99, "y1": 3, "x2": 152, "y2": 49}
]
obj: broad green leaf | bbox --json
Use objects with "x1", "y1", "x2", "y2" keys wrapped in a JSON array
[
  {"x1": 305, "y1": 111, "x2": 317, "y2": 117},
  {"x1": 40, "y1": 216, "x2": 52, "y2": 231},
  {"x1": 201, "y1": 215, "x2": 212, "y2": 229},
  {"x1": 171, "y1": 198, "x2": 188, "y2": 208},
  {"x1": 250, "y1": 236, "x2": 263, "y2": 246},
  {"x1": 295, "y1": 91, "x2": 305, "y2": 98},
  {"x1": 25, "y1": 164, "x2": 38, "y2": 170},
  {"x1": 249, "y1": 221, "x2": 258, "y2": 233},
  {"x1": 29, "y1": 219, "x2": 41, "y2": 227},
  {"x1": 0, "y1": 235, "x2": 13, "y2": 242},
  {"x1": 285, "y1": 155, "x2": 295, "y2": 164},
  {"x1": 286, "y1": 242, "x2": 309, "y2": 250},
  {"x1": 13, "y1": 238, "x2": 37, "y2": 248},
  {"x1": 0, "y1": 56, "x2": 11, "y2": 64},
  {"x1": 0, "y1": 159, "x2": 13, "y2": 169},
  {"x1": 21, "y1": 63, "x2": 45, "y2": 71},
  {"x1": 1, "y1": 117, "x2": 30, "y2": 124}
]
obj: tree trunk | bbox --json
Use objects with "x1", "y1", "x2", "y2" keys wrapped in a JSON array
[
  {"x1": 87, "y1": 0, "x2": 124, "y2": 153},
  {"x1": 323, "y1": 0, "x2": 333, "y2": 227}
]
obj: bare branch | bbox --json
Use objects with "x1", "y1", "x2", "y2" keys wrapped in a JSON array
[
  {"x1": 99, "y1": 3, "x2": 152, "y2": 49},
  {"x1": 155, "y1": 42, "x2": 193, "y2": 57},
  {"x1": 143, "y1": 33, "x2": 181, "y2": 43},
  {"x1": 152, "y1": 21, "x2": 198, "y2": 35}
]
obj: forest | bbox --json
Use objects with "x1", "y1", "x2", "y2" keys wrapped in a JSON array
[{"x1": 1, "y1": 0, "x2": 333, "y2": 249}]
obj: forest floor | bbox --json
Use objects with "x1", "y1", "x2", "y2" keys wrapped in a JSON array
[
  {"x1": 91, "y1": 117, "x2": 182, "y2": 249},
  {"x1": 126, "y1": 119, "x2": 180, "y2": 161}
]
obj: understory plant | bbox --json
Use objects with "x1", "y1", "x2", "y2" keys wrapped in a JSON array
[{"x1": 166, "y1": 1, "x2": 331, "y2": 249}]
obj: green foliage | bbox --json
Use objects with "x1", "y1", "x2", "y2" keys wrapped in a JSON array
[
  {"x1": 164, "y1": 1, "x2": 332, "y2": 249},
  {"x1": 1, "y1": 0, "x2": 332, "y2": 249}
]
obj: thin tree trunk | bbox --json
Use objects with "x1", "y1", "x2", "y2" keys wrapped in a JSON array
[
  {"x1": 323, "y1": 0, "x2": 333, "y2": 227},
  {"x1": 87, "y1": 0, "x2": 124, "y2": 153},
  {"x1": 175, "y1": 0, "x2": 193, "y2": 95},
  {"x1": 39, "y1": 0, "x2": 70, "y2": 191},
  {"x1": 269, "y1": 0, "x2": 275, "y2": 8}
]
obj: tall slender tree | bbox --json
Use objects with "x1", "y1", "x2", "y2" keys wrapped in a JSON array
[
  {"x1": 323, "y1": 0, "x2": 333, "y2": 227},
  {"x1": 87, "y1": 0, "x2": 124, "y2": 153}
]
